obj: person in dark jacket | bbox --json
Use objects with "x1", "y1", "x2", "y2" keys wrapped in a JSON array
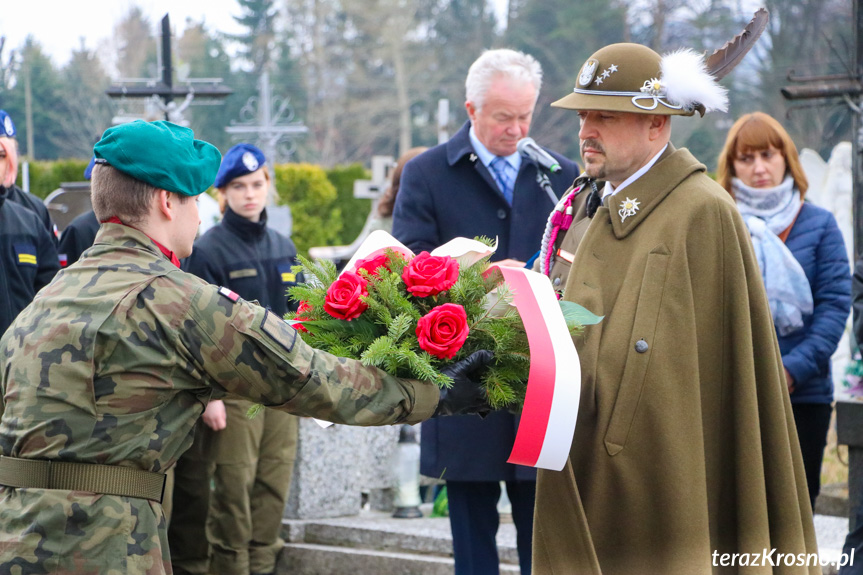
[
  {"x1": 57, "y1": 159, "x2": 100, "y2": 268},
  {"x1": 717, "y1": 112, "x2": 851, "y2": 510},
  {"x1": 171, "y1": 143, "x2": 301, "y2": 575},
  {"x1": 0, "y1": 111, "x2": 58, "y2": 243},
  {"x1": 57, "y1": 210, "x2": 99, "y2": 268},
  {"x1": 0, "y1": 185, "x2": 59, "y2": 335},
  {"x1": 392, "y1": 48, "x2": 578, "y2": 575}
]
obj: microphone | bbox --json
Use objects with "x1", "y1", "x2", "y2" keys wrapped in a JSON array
[{"x1": 517, "y1": 137, "x2": 562, "y2": 173}]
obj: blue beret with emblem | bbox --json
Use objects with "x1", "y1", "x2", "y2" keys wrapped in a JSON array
[
  {"x1": 214, "y1": 143, "x2": 267, "y2": 188},
  {"x1": 93, "y1": 120, "x2": 221, "y2": 197},
  {"x1": 84, "y1": 157, "x2": 96, "y2": 180},
  {"x1": 0, "y1": 110, "x2": 16, "y2": 138}
]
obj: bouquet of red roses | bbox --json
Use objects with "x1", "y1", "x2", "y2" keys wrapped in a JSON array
[{"x1": 286, "y1": 234, "x2": 595, "y2": 410}]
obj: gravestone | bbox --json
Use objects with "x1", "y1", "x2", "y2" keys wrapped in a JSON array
[{"x1": 284, "y1": 419, "x2": 402, "y2": 519}]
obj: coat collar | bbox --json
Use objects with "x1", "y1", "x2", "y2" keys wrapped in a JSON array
[
  {"x1": 447, "y1": 121, "x2": 512, "y2": 205},
  {"x1": 446, "y1": 121, "x2": 477, "y2": 167},
  {"x1": 223, "y1": 206, "x2": 268, "y2": 240},
  {"x1": 94, "y1": 222, "x2": 178, "y2": 267},
  {"x1": 596, "y1": 144, "x2": 706, "y2": 239}
]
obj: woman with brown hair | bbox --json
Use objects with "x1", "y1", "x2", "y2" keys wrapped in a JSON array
[
  {"x1": 369, "y1": 146, "x2": 427, "y2": 233},
  {"x1": 718, "y1": 111, "x2": 851, "y2": 510}
]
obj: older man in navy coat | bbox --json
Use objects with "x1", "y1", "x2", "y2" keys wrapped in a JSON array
[{"x1": 393, "y1": 49, "x2": 578, "y2": 575}]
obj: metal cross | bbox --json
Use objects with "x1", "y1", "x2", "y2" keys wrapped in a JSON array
[
  {"x1": 105, "y1": 14, "x2": 232, "y2": 125},
  {"x1": 225, "y1": 71, "x2": 309, "y2": 206}
]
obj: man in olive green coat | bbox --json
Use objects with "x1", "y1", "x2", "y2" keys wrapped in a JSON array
[
  {"x1": 0, "y1": 120, "x2": 488, "y2": 575},
  {"x1": 535, "y1": 43, "x2": 818, "y2": 574}
]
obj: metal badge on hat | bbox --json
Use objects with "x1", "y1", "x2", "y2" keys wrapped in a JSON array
[
  {"x1": 578, "y1": 59, "x2": 599, "y2": 87},
  {"x1": 619, "y1": 197, "x2": 640, "y2": 222},
  {"x1": 3, "y1": 116, "x2": 13, "y2": 137},
  {"x1": 242, "y1": 151, "x2": 259, "y2": 171}
]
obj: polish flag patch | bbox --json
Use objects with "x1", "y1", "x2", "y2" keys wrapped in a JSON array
[{"x1": 218, "y1": 286, "x2": 240, "y2": 303}]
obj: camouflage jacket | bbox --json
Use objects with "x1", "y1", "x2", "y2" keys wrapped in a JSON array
[{"x1": 0, "y1": 223, "x2": 438, "y2": 575}]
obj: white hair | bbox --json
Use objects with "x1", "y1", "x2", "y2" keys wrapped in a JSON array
[{"x1": 465, "y1": 49, "x2": 543, "y2": 111}]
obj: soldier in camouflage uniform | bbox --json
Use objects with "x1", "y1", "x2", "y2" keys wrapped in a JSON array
[{"x1": 0, "y1": 120, "x2": 489, "y2": 575}]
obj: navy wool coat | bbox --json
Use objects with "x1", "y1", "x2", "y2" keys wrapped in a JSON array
[{"x1": 392, "y1": 121, "x2": 578, "y2": 481}]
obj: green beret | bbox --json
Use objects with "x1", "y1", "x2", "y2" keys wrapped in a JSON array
[{"x1": 93, "y1": 120, "x2": 222, "y2": 196}]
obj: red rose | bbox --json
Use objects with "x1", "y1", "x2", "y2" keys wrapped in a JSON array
[
  {"x1": 354, "y1": 254, "x2": 391, "y2": 277},
  {"x1": 402, "y1": 252, "x2": 459, "y2": 297},
  {"x1": 294, "y1": 301, "x2": 312, "y2": 333},
  {"x1": 324, "y1": 272, "x2": 369, "y2": 320},
  {"x1": 416, "y1": 303, "x2": 470, "y2": 359}
]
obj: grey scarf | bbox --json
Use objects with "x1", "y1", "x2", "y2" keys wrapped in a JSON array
[{"x1": 733, "y1": 175, "x2": 811, "y2": 336}]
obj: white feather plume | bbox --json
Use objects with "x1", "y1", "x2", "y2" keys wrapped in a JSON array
[{"x1": 660, "y1": 48, "x2": 728, "y2": 113}]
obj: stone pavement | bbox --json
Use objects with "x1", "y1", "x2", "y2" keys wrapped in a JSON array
[{"x1": 276, "y1": 506, "x2": 854, "y2": 575}]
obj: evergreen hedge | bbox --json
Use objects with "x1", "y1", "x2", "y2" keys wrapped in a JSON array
[
  {"x1": 325, "y1": 163, "x2": 372, "y2": 246},
  {"x1": 18, "y1": 160, "x2": 369, "y2": 255},
  {"x1": 273, "y1": 163, "x2": 343, "y2": 256}
]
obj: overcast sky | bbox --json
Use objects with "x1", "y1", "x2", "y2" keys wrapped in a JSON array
[
  {"x1": 1, "y1": 0, "x2": 245, "y2": 66},
  {"x1": 1, "y1": 0, "x2": 509, "y2": 68}
]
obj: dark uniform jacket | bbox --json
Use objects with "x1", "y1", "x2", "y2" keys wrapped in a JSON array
[
  {"x1": 183, "y1": 207, "x2": 300, "y2": 315},
  {"x1": 0, "y1": 186, "x2": 59, "y2": 334},
  {"x1": 6, "y1": 184, "x2": 57, "y2": 244},
  {"x1": 58, "y1": 209, "x2": 100, "y2": 267},
  {"x1": 392, "y1": 121, "x2": 578, "y2": 482},
  {"x1": 0, "y1": 223, "x2": 438, "y2": 575}
]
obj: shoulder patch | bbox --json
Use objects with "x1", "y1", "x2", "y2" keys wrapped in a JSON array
[
  {"x1": 219, "y1": 286, "x2": 241, "y2": 303},
  {"x1": 260, "y1": 309, "x2": 297, "y2": 353},
  {"x1": 14, "y1": 243, "x2": 37, "y2": 267},
  {"x1": 277, "y1": 261, "x2": 296, "y2": 284}
]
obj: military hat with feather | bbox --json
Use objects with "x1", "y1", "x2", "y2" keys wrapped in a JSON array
[{"x1": 553, "y1": 8, "x2": 768, "y2": 117}]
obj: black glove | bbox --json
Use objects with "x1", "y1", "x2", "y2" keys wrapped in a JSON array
[{"x1": 434, "y1": 350, "x2": 494, "y2": 417}]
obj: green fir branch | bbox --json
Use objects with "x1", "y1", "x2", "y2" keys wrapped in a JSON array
[
  {"x1": 387, "y1": 313, "x2": 414, "y2": 343},
  {"x1": 294, "y1": 255, "x2": 338, "y2": 289},
  {"x1": 360, "y1": 336, "x2": 397, "y2": 368}
]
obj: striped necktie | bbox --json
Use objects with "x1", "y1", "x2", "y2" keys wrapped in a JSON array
[{"x1": 490, "y1": 156, "x2": 514, "y2": 204}]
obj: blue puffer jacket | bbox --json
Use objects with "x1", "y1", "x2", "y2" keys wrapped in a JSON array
[{"x1": 779, "y1": 201, "x2": 851, "y2": 404}]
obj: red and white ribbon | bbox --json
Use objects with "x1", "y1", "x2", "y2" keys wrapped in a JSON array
[{"x1": 489, "y1": 265, "x2": 580, "y2": 471}]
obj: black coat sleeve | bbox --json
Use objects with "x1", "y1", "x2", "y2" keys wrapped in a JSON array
[
  {"x1": 34, "y1": 218, "x2": 60, "y2": 291},
  {"x1": 391, "y1": 158, "x2": 440, "y2": 253}
]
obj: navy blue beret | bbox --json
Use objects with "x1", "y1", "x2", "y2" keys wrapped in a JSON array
[
  {"x1": 84, "y1": 157, "x2": 96, "y2": 180},
  {"x1": 0, "y1": 110, "x2": 15, "y2": 138},
  {"x1": 214, "y1": 143, "x2": 266, "y2": 188}
]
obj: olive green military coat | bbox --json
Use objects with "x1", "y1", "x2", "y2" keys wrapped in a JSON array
[
  {"x1": 0, "y1": 224, "x2": 438, "y2": 575},
  {"x1": 534, "y1": 147, "x2": 819, "y2": 574}
]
